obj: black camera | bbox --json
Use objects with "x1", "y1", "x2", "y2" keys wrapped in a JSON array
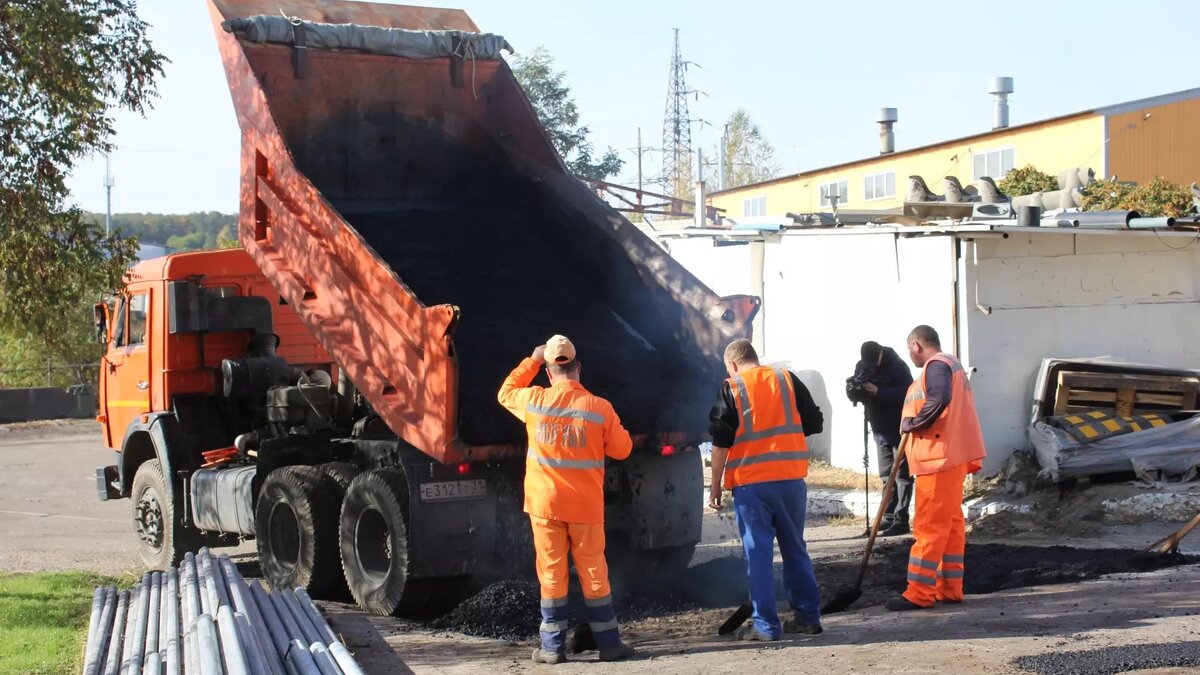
[{"x1": 845, "y1": 365, "x2": 879, "y2": 405}]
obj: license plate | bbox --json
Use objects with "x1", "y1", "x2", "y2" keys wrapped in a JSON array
[{"x1": 418, "y1": 479, "x2": 487, "y2": 503}]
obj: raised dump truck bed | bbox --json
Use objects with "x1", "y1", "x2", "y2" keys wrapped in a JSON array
[
  {"x1": 210, "y1": 0, "x2": 757, "y2": 461},
  {"x1": 91, "y1": 0, "x2": 758, "y2": 618}
]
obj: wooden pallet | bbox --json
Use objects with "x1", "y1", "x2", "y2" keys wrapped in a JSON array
[{"x1": 1054, "y1": 371, "x2": 1200, "y2": 416}]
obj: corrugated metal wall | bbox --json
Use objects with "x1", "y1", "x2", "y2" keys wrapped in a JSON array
[{"x1": 1106, "y1": 97, "x2": 1200, "y2": 185}]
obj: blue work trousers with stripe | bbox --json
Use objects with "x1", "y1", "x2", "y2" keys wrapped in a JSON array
[{"x1": 733, "y1": 478, "x2": 822, "y2": 637}]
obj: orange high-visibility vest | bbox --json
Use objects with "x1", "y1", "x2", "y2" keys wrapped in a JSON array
[
  {"x1": 724, "y1": 366, "x2": 810, "y2": 490},
  {"x1": 902, "y1": 353, "x2": 986, "y2": 476},
  {"x1": 498, "y1": 358, "x2": 633, "y2": 524}
]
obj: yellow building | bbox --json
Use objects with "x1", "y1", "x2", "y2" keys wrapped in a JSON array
[{"x1": 710, "y1": 87, "x2": 1200, "y2": 219}]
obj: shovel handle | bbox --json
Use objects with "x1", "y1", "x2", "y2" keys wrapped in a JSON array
[
  {"x1": 1151, "y1": 511, "x2": 1200, "y2": 554},
  {"x1": 854, "y1": 434, "x2": 909, "y2": 586}
]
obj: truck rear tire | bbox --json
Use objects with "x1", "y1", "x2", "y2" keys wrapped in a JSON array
[
  {"x1": 319, "y1": 462, "x2": 362, "y2": 493},
  {"x1": 339, "y1": 468, "x2": 431, "y2": 616},
  {"x1": 131, "y1": 458, "x2": 190, "y2": 570},
  {"x1": 256, "y1": 466, "x2": 344, "y2": 598}
]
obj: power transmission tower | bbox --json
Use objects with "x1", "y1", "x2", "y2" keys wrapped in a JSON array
[{"x1": 661, "y1": 28, "x2": 698, "y2": 201}]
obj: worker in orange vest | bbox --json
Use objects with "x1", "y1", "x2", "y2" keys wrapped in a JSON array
[
  {"x1": 708, "y1": 339, "x2": 825, "y2": 640},
  {"x1": 887, "y1": 325, "x2": 987, "y2": 611},
  {"x1": 498, "y1": 335, "x2": 636, "y2": 664}
]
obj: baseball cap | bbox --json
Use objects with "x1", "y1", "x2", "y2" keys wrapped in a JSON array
[{"x1": 544, "y1": 335, "x2": 576, "y2": 365}]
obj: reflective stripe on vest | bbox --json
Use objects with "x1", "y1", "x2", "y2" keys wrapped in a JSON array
[
  {"x1": 526, "y1": 449, "x2": 605, "y2": 470},
  {"x1": 724, "y1": 366, "x2": 809, "y2": 489},
  {"x1": 526, "y1": 403, "x2": 605, "y2": 424}
]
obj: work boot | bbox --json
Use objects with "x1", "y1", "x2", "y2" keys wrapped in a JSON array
[
  {"x1": 879, "y1": 520, "x2": 910, "y2": 537},
  {"x1": 783, "y1": 618, "x2": 824, "y2": 634},
  {"x1": 885, "y1": 596, "x2": 931, "y2": 612},
  {"x1": 735, "y1": 625, "x2": 780, "y2": 641},
  {"x1": 936, "y1": 596, "x2": 963, "y2": 604},
  {"x1": 531, "y1": 647, "x2": 567, "y2": 664},
  {"x1": 598, "y1": 641, "x2": 636, "y2": 662}
]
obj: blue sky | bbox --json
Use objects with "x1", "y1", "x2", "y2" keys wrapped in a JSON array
[{"x1": 66, "y1": 0, "x2": 1196, "y2": 214}]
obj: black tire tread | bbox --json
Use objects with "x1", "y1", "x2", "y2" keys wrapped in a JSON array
[
  {"x1": 256, "y1": 465, "x2": 345, "y2": 598},
  {"x1": 131, "y1": 459, "x2": 183, "y2": 570},
  {"x1": 319, "y1": 462, "x2": 362, "y2": 495},
  {"x1": 340, "y1": 468, "x2": 427, "y2": 616}
]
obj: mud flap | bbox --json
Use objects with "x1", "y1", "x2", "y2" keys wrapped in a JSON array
[{"x1": 624, "y1": 451, "x2": 703, "y2": 550}]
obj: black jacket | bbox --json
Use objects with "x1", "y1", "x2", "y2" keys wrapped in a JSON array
[
  {"x1": 709, "y1": 370, "x2": 823, "y2": 448},
  {"x1": 851, "y1": 347, "x2": 913, "y2": 441}
]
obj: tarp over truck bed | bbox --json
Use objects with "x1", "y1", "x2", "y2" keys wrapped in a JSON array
[{"x1": 210, "y1": 0, "x2": 757, "y2": 462}]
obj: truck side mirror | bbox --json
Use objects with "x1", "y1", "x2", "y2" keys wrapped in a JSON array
[{"x1": 93, "y1": 302, "x2": 109, "y2": 345}]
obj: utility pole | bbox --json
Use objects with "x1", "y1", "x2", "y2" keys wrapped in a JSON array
[
  {"x1": 719, "y1": 122, "x2": 730, "y2": 191},
  {"x1": 103, "y1": 154, "x2": 115, "y2": 236},
  {"x1": 627, "y1": 127, "x2": 661, "y2": 194},
  {"x1": 637, "y1": 128, "x2": 643, "y2": 192}
]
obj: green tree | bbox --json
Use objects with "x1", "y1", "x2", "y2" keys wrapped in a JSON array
[
  {"x1": 714, "y1": 109, "x2": 780, "y2": 190},
  {"x1": 998, "y1": 165, "x2": 1059, "y2": 197},
  {"x1": 512, "y1": 48, "x2": 623, "y2": 180},
  {"x1": 1, "y1": 1, "x2": 164, "y2": 374}
]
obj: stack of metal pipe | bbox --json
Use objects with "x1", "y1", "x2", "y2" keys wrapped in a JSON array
[{"x1": 81, "y1": 548, "x2": 366, "y2": 675}]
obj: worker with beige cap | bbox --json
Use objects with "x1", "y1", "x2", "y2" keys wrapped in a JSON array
[{"x1": 498, "y1": 335, "x2": 635, "y2": 664}]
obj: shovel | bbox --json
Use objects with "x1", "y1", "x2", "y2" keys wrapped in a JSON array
[
  {"x1": 821, "y1": 434, "x2": 909, "y2": 615},
  {"x1": 1131, "y1": 511, "x2": 1200, "y2": 567}
]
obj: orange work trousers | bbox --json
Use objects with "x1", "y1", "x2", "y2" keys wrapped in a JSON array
[
  {"x1": 903, "y1": 464, "x2": 968, "y2": 607},
  {"x1": 530, "y1": 515, "x2": 611, "y2": 602}
]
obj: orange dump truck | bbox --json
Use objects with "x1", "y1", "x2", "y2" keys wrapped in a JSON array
[{"x1": 94, "y1": 0, "x2": 758, "y2": 616}]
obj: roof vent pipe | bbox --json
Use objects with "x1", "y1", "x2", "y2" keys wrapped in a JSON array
[
  {"x1": 877, "y1": 108, "x2": 897, "y2": 155},
  {"x1": 990, "y1": 77, "x2": 1014, "y2": 130}
]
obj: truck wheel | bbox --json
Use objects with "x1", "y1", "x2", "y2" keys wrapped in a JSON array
[
  {"x1": 339, "y1": 468, "x2": 430, "y2": 616},
  {"x1": 319, "y1": 462, "x2": 362, "y2": 494},
  {"x1": 130, "y1": 458, "x2": 187, "y2": 570},
  {"x1": 256, "y1": 466, "x2": 344, "y2": 597}
]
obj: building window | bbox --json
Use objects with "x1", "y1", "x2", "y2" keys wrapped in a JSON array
[
  {"x1": 743, "y1": 196, "x2": 767, "y2": 218},
  {"x1": 820, "y1": 180, "x2": 849, "y2": 208},
  {"x1": 864, "y1": 172, "x2": 896, "y2": 201},
  {"x1": 972, "y1": 148, "x2": 1015, "y2": 180}
]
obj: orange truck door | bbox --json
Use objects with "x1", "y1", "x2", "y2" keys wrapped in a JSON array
[{"x1": 103, "y1": 291, "x2": 152, "y2": 445}]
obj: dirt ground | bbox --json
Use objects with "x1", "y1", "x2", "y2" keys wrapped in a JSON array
[{"x1": 3, "y1": 421, "x2": 1199, "y2": 673}]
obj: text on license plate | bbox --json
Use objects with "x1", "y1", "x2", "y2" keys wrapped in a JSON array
[{"x1": 419, "y1": 479, "x2": 487, "y2": 502}]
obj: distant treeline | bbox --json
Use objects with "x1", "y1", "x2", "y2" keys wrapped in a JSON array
[{"x1": 84, "y1": 211, "x2": 238, "y2": 251}]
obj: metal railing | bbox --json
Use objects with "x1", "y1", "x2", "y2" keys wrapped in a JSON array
[{"x1": 0, "y1": 362, "x2": 99, "y2": 390}]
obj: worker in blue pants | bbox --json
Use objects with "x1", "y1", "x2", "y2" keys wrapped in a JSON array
[
  {"x1": 733, "y1": 479, "x2": 823, "y2": 638},
  {"x1": 709, "y1": 339, "x2": 824, "y2": 640}
]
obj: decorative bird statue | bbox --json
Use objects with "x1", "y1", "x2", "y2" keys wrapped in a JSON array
[
  {"x1": 943, "y1": 176, "x2": 972, "y2": 203},
  {"x1": 906, "y1": 175, "x2": 940, "y2": 203},
  {"x1": 976, "y1": 176, "x2": 1009, "y2": 204}
]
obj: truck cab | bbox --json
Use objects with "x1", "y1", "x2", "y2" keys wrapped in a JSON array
[{"x1": 97, "y1": 249, "x2": 331, "y2": 453}]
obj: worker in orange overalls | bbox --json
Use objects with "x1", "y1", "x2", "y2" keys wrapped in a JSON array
[
  {"x1": 887, "y1": 325, "x2": 987, "y2": 611},
  {"x1": 498, "y1": 335, "x2": 636, "y2": 664}
]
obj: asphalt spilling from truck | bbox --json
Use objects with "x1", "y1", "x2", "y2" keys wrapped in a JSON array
[{"x1": 431, "y1": 543, "x2": 1194, "y2": 641}]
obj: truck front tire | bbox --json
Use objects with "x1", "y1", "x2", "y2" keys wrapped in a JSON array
[
  {"x1": 256, "y1": 466, "x2": 344, "y2": 597},
  {"x1": 131, "y1": 458, "x2": 188, "y2": 570},
  {"x1": 339, "y1": 468, "x2": 433, "y2": 616}
]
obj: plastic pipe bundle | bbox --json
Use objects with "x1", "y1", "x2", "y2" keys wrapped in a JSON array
[{"x1": 82, "y1": 548, "x2": 364, "y2": 674}]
